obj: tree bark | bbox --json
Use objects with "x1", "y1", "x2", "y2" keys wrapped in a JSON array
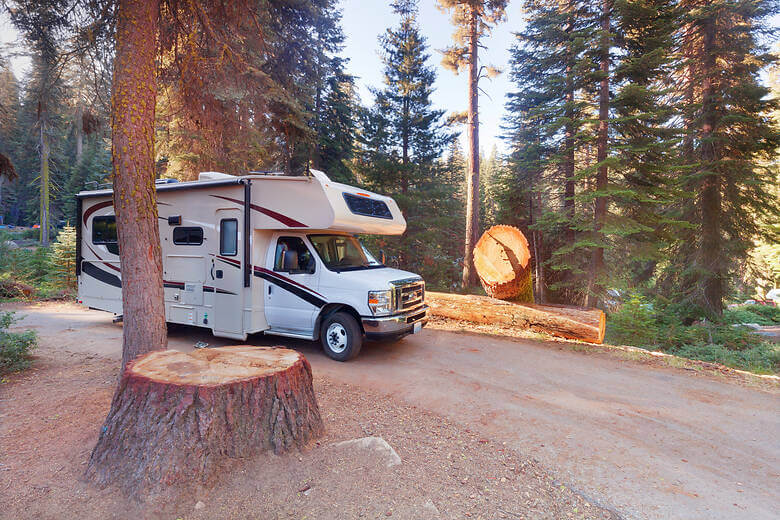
[
  {"x1": 112, "y1": 0, "x2": 167, "y2": 369},
  {"x1": 473, "y1": 225, "x2": 533, "y2": 301},
  {"x1": 563, "y1": 13, "x2": 575, "y2": 249},
  {"x1": 531, "y1": 192, "x2": 547, "y2": 303},
  {"x1": 698, "y1": 12, "x2": 722, "y2": 316},
  {"x1": 39, "y1": 114, "x2": 50, "y2": 246},
  {"x1": 462, "y1": 6, "x2": 480, "y2": 289},
  {"x1": 75, "y1": 101, "x2": 83, "y2": 164},
  {"x1": 86, "y1": 346, "x2": 323, "y2": 499},
  {"x1": 427, "y1": 291, "x2": 606, "y2": 344},
  {"x1": 587, "y1": 0, "x2": 610, "y2": 308}
]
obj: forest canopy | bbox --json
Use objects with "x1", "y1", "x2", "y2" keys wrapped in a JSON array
[{"x1": 0, "y1": 0, "x2": 778, "y2": 319}]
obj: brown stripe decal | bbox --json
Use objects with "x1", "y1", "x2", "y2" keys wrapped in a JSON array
[
  {"x1": 210, "y1": 195, "x2": 306, "y2": 227},
  {"x1": 82, "y1": 200, "x2": 113, "y2": 225}
]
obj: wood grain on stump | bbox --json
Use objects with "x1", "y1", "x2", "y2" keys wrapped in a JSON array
[
  {"x1": 473, "y1": 225, "x2": 533, "y2": 301},
  {"x1": 427, "y1": 291, "x2": 606, "y2": 344},
  {"x1": 85, "y1": 346, "x2": 323, "y2": 498}
]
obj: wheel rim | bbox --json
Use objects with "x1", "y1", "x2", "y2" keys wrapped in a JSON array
[{"x1": 326, "y1": 322, "x2": 348, "y2": 353}]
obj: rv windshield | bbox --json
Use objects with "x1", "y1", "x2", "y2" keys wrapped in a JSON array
[{"x1": 308, "y1": 234, "x2": 383, "y2": 272}]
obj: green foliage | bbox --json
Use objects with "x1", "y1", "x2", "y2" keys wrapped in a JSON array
[
  {"x1": 356, "y1": 0, "x2": 461, "y2": 291},
  {"x1": 0, "y1": 311, "x2": 38, "y2": 374},
  {"x1": 723, "y1": 305, "x2": 780, "y2": 327},
  {"x1": 49, "y1": 225, "x2": 77, "y2": 292},
  {"x1": 605, "y1": 294, "x2": 659, "y2": 347},
  {"x1": 607, "y1": 295, "x2": 779, "y2": 374},
  {"x1": 0, "y1": 231, "x2": 62, "y2": 300}
]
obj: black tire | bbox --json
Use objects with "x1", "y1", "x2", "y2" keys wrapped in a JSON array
[{"x1": 320, "y1": 311, "x2": 363, "y2": 361}]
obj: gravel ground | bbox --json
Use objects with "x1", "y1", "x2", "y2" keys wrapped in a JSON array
[{"x1": 0, "y1": 347, "x2": 616, "y2": 520}]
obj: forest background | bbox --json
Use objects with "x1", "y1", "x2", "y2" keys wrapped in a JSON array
[{"x1": 0, "y1": 0, "x2": 778, "y2": 372}]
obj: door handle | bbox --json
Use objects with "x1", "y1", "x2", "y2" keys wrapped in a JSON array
[{"x1": 268, "y1": 285, "x2": 272, "y2": 295}]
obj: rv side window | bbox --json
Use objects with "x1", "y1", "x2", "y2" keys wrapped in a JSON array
[
  {"x1": 172, "y1": 226, "x2": 204, "y2": 245},
  {"x1": 343, "y1": 193, "x2": 392, "y2": 219},
  {"x1": 274, "y1": 237, "x2": 315, "y2": 274},
  {"x1": 92, "y1": 215, "x2": 119, "y2": 254},
  {"x1": 219, "y1": 219, "x2": 238, "y2": 256}
]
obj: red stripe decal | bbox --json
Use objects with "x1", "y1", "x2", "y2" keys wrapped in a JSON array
[
  {"x1": 210, "y1": 195, "x2": 306, "y2": 227},
  {"x1": 86, "y1": 244, "x2": 121, "y2": 272},
  {"x1": 253, "y1": 266, "x2": 324, "y2": 297},
  {"x1": 82, "y1": 200, "x2": 113, "y2": 225},
  {"x1": 216, "y1": 255, "x2": 241, "y2": 267}
]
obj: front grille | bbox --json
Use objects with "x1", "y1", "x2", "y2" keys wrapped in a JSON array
[
  {"x1": 406, "y1": 311, "x2": 426, "y2": 324},
  {"x1": 392, "y1": 278, "x2": 425, "y2": 312}
]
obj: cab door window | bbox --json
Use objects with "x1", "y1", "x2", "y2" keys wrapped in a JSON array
[{"x1": 274, "y1": 237, "x2": 315, "y2": 274}]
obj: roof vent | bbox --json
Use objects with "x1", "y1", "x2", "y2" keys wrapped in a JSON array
[
  {"x1": 155, "y1": 178, "x2": 178, "y2": 184},
  {"x1": 198, "y1": 171, "x2": 233, "y2": 181}
]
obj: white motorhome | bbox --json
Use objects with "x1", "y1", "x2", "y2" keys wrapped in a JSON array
[{"x1": 76, "y1": 170, "x2": 427, "y2": 361}]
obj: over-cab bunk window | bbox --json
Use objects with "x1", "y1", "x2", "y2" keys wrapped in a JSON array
[
  {"x1": 92, "y1": 215, "x2": 119, "y2": 254},
  {"x1": 343, "y1": 193, "x2": 392, "y2": 219},
  {"x1": 172, "y1": 227, "x2": 204, "y2": 245}
]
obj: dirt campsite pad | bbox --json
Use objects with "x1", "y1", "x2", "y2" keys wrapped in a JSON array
[
  {"x1": 2, "y1": 301, "x2": 779, "y2": 519},
  {"x1": 0, "y1": 332, "x2": 614, "y2": 519}
]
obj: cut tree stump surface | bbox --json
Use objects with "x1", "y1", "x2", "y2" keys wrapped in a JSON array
[
  {"x1": 131, "y1": 346, "x2": 302, "y2": 385},
  {"x1": 85, "y1": 346, "x2": 323, "y2": 499},
  {"x1": 427, "y1": 291, "x2": 606, "y2": 344}
]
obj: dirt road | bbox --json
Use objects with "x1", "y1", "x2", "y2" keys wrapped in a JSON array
[{"x1": 7, "y1": 302, "x2": 779, "y2": 519}]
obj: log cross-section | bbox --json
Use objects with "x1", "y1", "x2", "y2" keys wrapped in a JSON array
[
  {"x1": 85, "y1": 346, "x2": 323, "y2": 498},
  {"x1": 427, "y1": 291, "x2": 606, "y2": 344},
  {"x1": 473, "y1": 225, "x2": 533, "y2": 301}
]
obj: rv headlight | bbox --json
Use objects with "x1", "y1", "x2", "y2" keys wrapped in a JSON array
[{"x1": 368, "y1": 289, "x2": 393, "y2": 316}]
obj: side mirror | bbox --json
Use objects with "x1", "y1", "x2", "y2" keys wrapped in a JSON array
[{"x1": 379, "y1": 249, "x2": 386, "y2": 265}]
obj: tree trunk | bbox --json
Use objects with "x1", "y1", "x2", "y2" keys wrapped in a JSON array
[
  {"x1": 473, "y1": 225, "x2": 533, "y2": 302},
  {"x1": 462, "y1": 7, "x2": 480, "y2": 289},
  {"x1": 39, "y1": 114, "x2": 50, "y2": 246},
  {"x1": 531, "y1": 192, "x2": 547, "y2": 303},
  {"x1": 562, "y1": 14, "x2": 575, "y2": 249},
  {"x1": 85, "y1": 346, "x2": 323, "y2": 498},
  {"x1": 75, "y1": 102, "x2": 83, "y2": 164},
  {"x1": 401, "y1": 96, "x2": 409, "y2": 194},
  {"x1": 698, "y1": 12, "x2": 722, "y2": 316},
  {"x1": 587, "y1": 0, "x2": 610, "y2": 308},
  {"x1": 427, "y1": 291, "x2": 606, "y2": 344},
  {"x1": 112, "y1": 0, "x2": 167, "y2": 369}
]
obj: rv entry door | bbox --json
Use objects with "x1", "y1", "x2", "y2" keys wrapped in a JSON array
[{"x1": 212, "y1": 208, "x2": 244, "y2": 338}]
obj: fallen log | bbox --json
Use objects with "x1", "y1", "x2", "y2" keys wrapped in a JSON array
[
  {"x1": 473, "y1": 225, "x2": 533, "y2": 302},
  {"x1": 85, "y1": 346, "x2": 323, "y2": 498},
  {"x1": 427, "y1": 291, "x2": 606, "y2": 344}
]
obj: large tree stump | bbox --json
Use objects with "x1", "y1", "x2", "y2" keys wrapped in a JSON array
[
  {"x1": 427, "y1": 291, "x2": 606, "y2": 344},
  {"x1": 473, "y1": 225, "x2": 533, "y2": 302},
  {"x1": 85, "y1": 346, "x2": 323, "y2": 498}
]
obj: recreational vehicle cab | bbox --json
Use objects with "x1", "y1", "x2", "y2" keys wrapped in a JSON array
[{"x1": 75, "y1": 170, "x2": 427, "y2": 361}]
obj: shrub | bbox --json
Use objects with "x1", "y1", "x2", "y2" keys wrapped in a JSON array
[
  {"x1": 723, "y1": 305, "x2": 780, "y2": 326},
  {"x1": 606, "y1": 296, "x2": 779, "y2": 374},
  {"x1": 606, "y1": 294, "x2": 658, "y2": 347},
  {"x1": 50, "y1": 226, "x2": 77, "y2": 292},
  {"x1": 0, "y1": 311, "x2": 38, "y2": 373}
]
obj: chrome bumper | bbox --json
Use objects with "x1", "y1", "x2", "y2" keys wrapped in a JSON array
[{"x1": 362, "y1": 305, "x2": 428, "y2": 338}]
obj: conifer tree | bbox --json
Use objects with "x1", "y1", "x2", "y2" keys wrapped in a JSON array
[
  {"x1": 503, "y1": 0, "x2": 594, "y2": 302},
  {"x1": 360, "y1": 0, "x2": 450, "y2": 192},
  {"x1": 437, "y1": 0, "x2": 507, "y2": 289},
  {"x1": 357, "y1": 0, "x2": 458, "y2": 289},
  {"x1": 6, "y1": 0, "x2": 69, "y2": 245},
  {"x1": 668, "y1": 0, "x2": 779, "y2": 316}
]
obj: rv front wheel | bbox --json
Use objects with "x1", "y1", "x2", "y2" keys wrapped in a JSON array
[{"x1": 320, "y1": 312, "x2": 362, "y2": 361}]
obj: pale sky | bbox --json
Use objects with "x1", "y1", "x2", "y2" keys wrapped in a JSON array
[{"x1": 1, "y1": 2, "x2": 777, "y2": 156}]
